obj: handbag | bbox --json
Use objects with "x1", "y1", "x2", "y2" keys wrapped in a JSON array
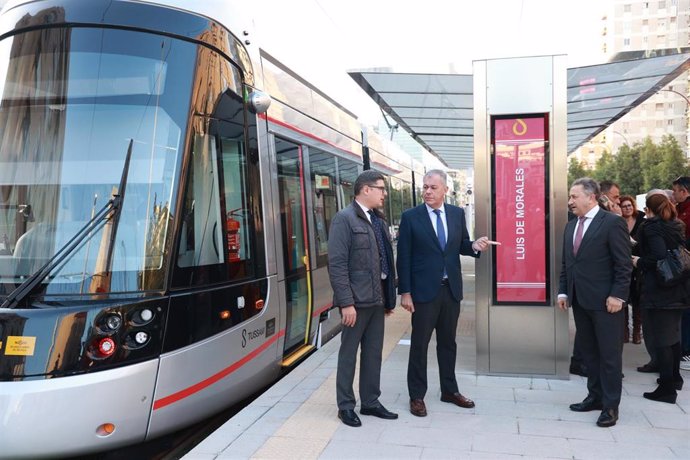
[{"x1": 656, "y1": 245, "x2": 690, "y2": 287}]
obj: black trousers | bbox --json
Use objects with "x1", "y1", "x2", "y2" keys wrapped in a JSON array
[
  {"x1": 572, "y1": 303, "x2": 624, "y2": 409},
  {"x1": 408, "y1": 283, "x2": 461, "y2": 399}
]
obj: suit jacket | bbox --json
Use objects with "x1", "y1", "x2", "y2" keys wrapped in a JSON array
[
  {"x1": 397, "y1": 204, "x2": 478, "y2": 303},
  {"x1": 328, "y1": 202, "x2": 396, "y2": 310},
  {"x1": 559, "y1": 208, "x2": 632, "y2": 310}
]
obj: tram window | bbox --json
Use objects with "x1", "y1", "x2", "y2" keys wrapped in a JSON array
[
  {"x1": 337, "y1": 159, "x2": 359, "y2": 209},
  {"x1": 382, "y1": 177, "x2": 393, "y2": 226},
  {"x1": 401, "y1": 180, "x2": 413, "y2": 211},
  {"x1": 389, "y1": 177, "x2": 403, "y2": 226},
  {"x1": 309, "y1": 149, "x2": 337, "y2": 267},
  {"x1": 221, "y1": 135, "x2": 254, "y2": 270},
  {"x1": 175, "y1": 123, "x2": 259, "y2": 284},
  {"x1": 0, "y1": 28, "x2": 195, "y2": 296},
  {"x1": 177, "y1": 134, "x2": 225, "y2": 269}
]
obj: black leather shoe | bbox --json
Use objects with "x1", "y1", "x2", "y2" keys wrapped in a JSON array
[
  {"x1": 596, "y1": 408, "x2": 619, "y2": 427},
  {"x1": 569, "y1": 395, "x2": 603, "y2": 412},
  {"x1": 569, "y1": 362, "x2": 587, "y2": 377},
  {"x1": 360, "y1": 404, "x2": 398, "y2": 419},
  {"x1": 338, "y1": 409, "x2": 362, "y2": 427},
  {"x1": 637, "y1": 363, "x2": 658, "y2": 373},
  {"x1": 656, "y1": 377, "x2": 683, "y2": 390}
]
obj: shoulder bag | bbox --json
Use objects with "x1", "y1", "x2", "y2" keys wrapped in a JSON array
[{"x1": 656, "y1": 244, "x2": 690, "y2": 287}]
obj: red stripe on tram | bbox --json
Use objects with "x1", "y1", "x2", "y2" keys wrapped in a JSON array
[{"x1": 153, "y1": 329, "x2": 286, "y2": 410}]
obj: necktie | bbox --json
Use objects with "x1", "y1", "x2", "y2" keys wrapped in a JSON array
[
  {"x1": 573, "y1": 216, "x2": 587, "y2": 255},
  {"x1": 368, "y1": 210, "x2": 390, "y2": 276},
  {"x1": 433, "y1": 209, "x2": 446, "y2": 250}
]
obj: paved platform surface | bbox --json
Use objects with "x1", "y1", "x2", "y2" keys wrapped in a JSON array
[{"x1": 184, "y1": 258, "x2": 690, "y2": 459}]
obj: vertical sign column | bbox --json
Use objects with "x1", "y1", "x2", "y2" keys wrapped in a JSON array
[{"x1": 493, "y1": 115, "x2": 549, "y2": 304}]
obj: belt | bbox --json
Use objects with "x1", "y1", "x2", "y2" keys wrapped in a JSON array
[{"x1": 440, "y1": 278, "x2": 449, "y2": 285}]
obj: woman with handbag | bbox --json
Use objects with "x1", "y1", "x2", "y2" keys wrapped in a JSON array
[{"x1": 632, "y1": 193, "x2": 688, "y2": 404}]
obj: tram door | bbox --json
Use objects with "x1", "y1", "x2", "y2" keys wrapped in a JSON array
[{"x1": 276, "y1": 138, "x2": 314, "y2": 360}]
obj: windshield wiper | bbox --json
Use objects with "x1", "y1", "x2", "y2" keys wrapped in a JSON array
[{"x1": 1, "y1": 140, "x2": 134, "y2": 309}]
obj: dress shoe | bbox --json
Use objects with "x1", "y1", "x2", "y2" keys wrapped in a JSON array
[
  {"x1": 636, "y1": 363, "x2": 658, "y2": 373},
  {"x1": 441, "y1": 392, "x2": 475, "y2": 408},
  {"x1": 569, "y1": 395, "x2": 603, "y2": 412},
  {"x1": 645, "y1": 384, "x2": 678, "y2": 404},
  {"x1": 409, "y1": 399, "x2": 427, "y2": 417},
  {"x1": 569, "y1": 362, "x2": 587, "y2": 377},
  {"x1": 360, "y1": 404, "x2": 398, "y2": 419},
  {"x1": 337, "y1": 409, "x2": 362, "y2": 427},
  {"x1": 656, "y1": 377, "x2": 683, "y2": 390},
  {"x1": 596, "y1": 408, "x2": 619, "y2": 427}
]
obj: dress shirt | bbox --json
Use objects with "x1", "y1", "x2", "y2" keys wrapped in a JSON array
[{"x1": 426, "y1": 204, "x2": 448, "y2": 239}]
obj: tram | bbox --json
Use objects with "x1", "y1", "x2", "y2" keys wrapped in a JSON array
[{"x1": 0, "y1": 0, "x2": 425, "y2": 456}]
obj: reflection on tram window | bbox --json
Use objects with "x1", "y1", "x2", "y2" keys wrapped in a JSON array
[
  {"x1": 382, "y1": 177, "x2": 393, "y2": 227},
  {"x1": 0, "y1": 28, "x2": 194, "y2": 296},
  {"x1": 402, "y1": 180, "x2": 413, "y2": 211},
  {"x1": 309, "y1": 149, "x2": 336, "y2": 267},
  {"x1": 174, "y1": 43, "x2": 260, "y2": 287},
  {"x1": 389, "y1": 177, "x2": 403, "y2": 226},
  {"x1": 337, "y1": 159, "x2": 359, "y2": 208}
]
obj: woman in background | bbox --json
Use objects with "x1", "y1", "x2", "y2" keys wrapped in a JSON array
[
  {"x1": 620, "y1": 195, "x2": 645, "y2": 344},
  {"x1": 633, "y1": 193, "x2": 689, "y2": 403}
]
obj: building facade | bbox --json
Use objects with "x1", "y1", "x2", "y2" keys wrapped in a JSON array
[{"x1": 603, "y1": 0, "x2": 690, "y2": 155}]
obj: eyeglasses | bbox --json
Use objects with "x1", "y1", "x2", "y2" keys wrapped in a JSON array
[
  {"x1": 368, "y1": 185, "x2": 387, "y2": 192},
  {"x1": 620, "y1": 204, "x2": 633, "y2": 209}
]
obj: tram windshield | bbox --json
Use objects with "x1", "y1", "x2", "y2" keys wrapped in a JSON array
[{"x1": 0, "y1": 27, "x2": 196, "y2": 299}]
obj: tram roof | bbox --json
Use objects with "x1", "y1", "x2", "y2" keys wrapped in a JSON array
[{"x1": 349, "y1": 49, "x2": 690, "y2": 170}]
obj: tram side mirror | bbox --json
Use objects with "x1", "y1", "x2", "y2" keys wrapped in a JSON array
[{"x1": 248, "y1": 90, "x2": 271, "y2": 114}]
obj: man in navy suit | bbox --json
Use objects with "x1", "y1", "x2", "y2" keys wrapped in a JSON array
[
  {"x1": 558, "y1": 177, "x2": 632, "y2": 428},
  {"x1": 397, "y1": 169, "x2": 492, "y2": 417}
]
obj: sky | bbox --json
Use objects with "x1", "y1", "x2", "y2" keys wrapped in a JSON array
[{"x1": 253, "y1": 0, "x2": 610, "y2": 126}]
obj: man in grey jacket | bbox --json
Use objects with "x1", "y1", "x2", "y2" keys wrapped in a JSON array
[{"x1": 328, "y1": 170, "x2": 397, "y2": 427}]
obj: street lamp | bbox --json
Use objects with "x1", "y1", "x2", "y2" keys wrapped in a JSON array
[
  {"x1": 613, "y1": 130, "x2": 629, "y2": 145},
  {"x1": 658, "y1": 88, "x2": 690, "y2": 106}
]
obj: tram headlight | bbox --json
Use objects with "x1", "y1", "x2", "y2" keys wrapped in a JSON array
[
  {"x1": 104, "y1": 314, "x2": 122, "y2": 331},
  {"x1": 131, "y1": 308, "x2": 154, "y2": 325},
  {"x1": 134, "y1": 331, "x2": 149, "y2": 345},
  {"x1": 139, "y1": 308, "x2": 153, "y2": 322}
]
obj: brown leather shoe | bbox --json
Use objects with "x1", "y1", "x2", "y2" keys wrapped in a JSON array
[
  {"x1": 632, "y1": 330, "x2": 641, "y2": 344},
  {"x1": 441, "y1": 392, "x2": 475, "y2": 408},
  {"x1": 409, "y1": 399, "x2": 427, "y2": 417}
]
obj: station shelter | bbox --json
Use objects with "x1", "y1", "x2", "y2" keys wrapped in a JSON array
[{"x1": 350, "y1": 49, "x2": 690, "y2": 378}]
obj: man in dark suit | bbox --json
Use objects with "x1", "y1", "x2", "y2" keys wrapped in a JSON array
[
  {"x1": 558, "y1": 177, "x2": 632, "y2": 427},
  {"x1": 328, "y1": 170, "x2": 397, "y2": 427},
  {"x1": 397, "y1": 169, "x2": 492, "y2": 417}
]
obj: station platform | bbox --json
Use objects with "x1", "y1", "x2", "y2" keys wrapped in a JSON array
[{"x1": 184, "y1": 257, "x2": 690, "y2": 459}]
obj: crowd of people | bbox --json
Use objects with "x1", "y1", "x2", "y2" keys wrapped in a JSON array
[{"x1": 326, "y1": 169, "x2": 689, "y2": 430}]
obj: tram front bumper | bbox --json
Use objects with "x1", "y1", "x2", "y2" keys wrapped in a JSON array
[{"x1": 0, "y1": 359, "x2": 158, "y2": 459}]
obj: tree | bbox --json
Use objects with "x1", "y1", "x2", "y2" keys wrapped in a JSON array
[
  {"x1": 614, "y1": 143, "x2": 643, "y2": 196},
  {"x1": 656, "y1": 135, "x2": 690, "y2": 187},
  {"x1": 592, "y1": 151, "x2": 616, "y2": 183},
  {"x1": 567, "y1": 156, "x2": 588, "y2": 187},
  {"x1": 639, "y1": 137, "x2": 664, "y2": 192}
]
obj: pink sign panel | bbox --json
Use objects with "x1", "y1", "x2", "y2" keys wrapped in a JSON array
[{"x1": 493, "y1": 117, "x2": 547, "y2": 303}]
